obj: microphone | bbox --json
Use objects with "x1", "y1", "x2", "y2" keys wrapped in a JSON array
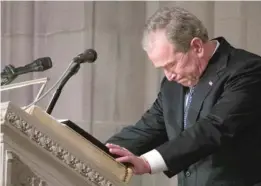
[
  {"x1": 46, "y1": 49, "x2": 97, "y2": 114},
  {"x1": 1, "y1": 57, "x2": 52, "y2": 86},
  {"x1": 72, "y1": 49, "x2": 97, "y2": 64}
]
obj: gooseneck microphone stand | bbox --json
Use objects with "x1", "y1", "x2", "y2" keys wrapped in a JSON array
[
  {"x1": 46, "y1": 49, "x2": 97, "y2": 115},
  {"x1": 46, "y1": 63, "x2": 80, "y2": 114},
  {"x1": 46, "y1": 49, "x2": 97, "y2": 114}
]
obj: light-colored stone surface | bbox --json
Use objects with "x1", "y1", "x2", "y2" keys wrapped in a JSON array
[{"x1": 1, "y1": 102, "x2": 131, "y2": 186}]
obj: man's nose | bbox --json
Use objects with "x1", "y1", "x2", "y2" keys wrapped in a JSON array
[{"x1": 165, "y1": 71, "x2": 176, "y2": 81}]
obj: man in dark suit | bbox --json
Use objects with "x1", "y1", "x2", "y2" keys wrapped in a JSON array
[{"x1": 106, "y1": 6, "x2": 261, "y2": 186}]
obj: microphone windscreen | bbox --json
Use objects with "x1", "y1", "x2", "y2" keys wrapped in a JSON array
[
  {"x1": 30, "y1": 57, "x2": 53, "y2": 71},
  {"x1": 73, "y1": 49, "x2": 97, "y2": 63}
]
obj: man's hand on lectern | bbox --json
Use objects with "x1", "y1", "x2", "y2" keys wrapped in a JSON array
[{"x1": 105, "y1": 143, "x2": 151, "y2": 175}]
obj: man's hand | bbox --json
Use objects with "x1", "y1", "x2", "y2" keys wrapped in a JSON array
[{"x1": 105, "y1": 143, "x2": 151, "y2": 175}]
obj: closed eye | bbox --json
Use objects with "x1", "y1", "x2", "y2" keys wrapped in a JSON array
[{"x1": 164, "y1": 61, "x2": 176, "y2": 71}]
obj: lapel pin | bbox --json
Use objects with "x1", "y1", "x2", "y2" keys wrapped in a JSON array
[{"x1": 209, "y1": 81, "x2": 213, "y2": 86}]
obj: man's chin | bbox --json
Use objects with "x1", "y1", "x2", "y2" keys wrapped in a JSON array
[{"x1": 178, "y1": 80, "x2": 198, "y2": 87}]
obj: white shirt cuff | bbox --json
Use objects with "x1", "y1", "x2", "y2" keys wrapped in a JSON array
[{"x1": 141, "y1": 149, "x2": 168, "y2": 174}]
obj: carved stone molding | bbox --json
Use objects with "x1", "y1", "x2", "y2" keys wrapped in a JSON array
[
  {"x1": 1, "y1": 107, "x2": 7, "y2": 124},
  {"x1": 6, "y1": 151, "x2": 48, "y2": 186},
  {"x1": 5, "y1": 111, "x2": 114, "y2": 186}
]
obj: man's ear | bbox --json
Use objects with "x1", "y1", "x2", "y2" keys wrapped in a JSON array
[{"x1": 190, "y1": 37, "x2": 204, "y2": 56}]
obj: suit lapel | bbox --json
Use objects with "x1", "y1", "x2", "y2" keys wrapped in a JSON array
[
  {"x1": 186, "y1": 66, "x2": 221, "y2": 127},
  {"x1": 186, "y1": 37, "x2": 231, "y2": 127}
]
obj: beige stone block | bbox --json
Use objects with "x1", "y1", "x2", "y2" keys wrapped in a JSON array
[
  {"x1": 95, "y1": 1, "x2": 145, "y2": 34},
  {"x1": 246, "y1": 21, "x2": 261, "y2": 56},
  {"x1": 1, "y1": 1, "x2": 34, "y2": 35},
  {"x1": 34, "y1": 1, "x2": 86, "y2": 35},
  {"x1": 214, "y1": 18, "x2": 246, "y2": 48},
  {"x1": 214, "y1": 1, "x2": 244, "y2": 20},
  {"x1": 93, "y1": 2, "x2": 146, "y2": 121},
  {"x1": 246, "y1": 2, "x2": 261, "y2": 22}
]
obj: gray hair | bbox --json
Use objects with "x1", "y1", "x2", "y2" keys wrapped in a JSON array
[{"x1": 142, "y1": 7, "x2": 209, "y2": 53}]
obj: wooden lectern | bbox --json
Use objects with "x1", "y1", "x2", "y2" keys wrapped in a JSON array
[{"x1": 0, "y1": 102, "x2": 133, "y2": 186}]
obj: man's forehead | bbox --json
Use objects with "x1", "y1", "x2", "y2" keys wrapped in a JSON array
[
  {"x1": 146, "y1": 33, "x2": 176, "y2": 68},
  {"x1": 146, "y1": 31, "x2": 176, "y2": 52},
  {"x1": 147, "y1": 31, "x2": 169, "y2": 46}
]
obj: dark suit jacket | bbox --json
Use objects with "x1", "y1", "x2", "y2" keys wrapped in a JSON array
[{"x1": 106, "y1": 37, "x2": 261, "y2": 186}]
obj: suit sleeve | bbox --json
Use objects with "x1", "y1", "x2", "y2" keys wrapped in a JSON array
[
  {"x1": 156, "y1": 60, "x2": 261, "y2": 176},
  {"x1": 106, "y1": 78, "x2": 168, "y2": 156}
]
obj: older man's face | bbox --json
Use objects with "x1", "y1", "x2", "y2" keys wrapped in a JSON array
[{"x1": 146, "y1": 31, "x2": 203, "y2": 87}]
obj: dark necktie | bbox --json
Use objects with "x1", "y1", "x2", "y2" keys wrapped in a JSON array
[{"x1": 184, "y1": 87, "x2": 195, "y2": 129}]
